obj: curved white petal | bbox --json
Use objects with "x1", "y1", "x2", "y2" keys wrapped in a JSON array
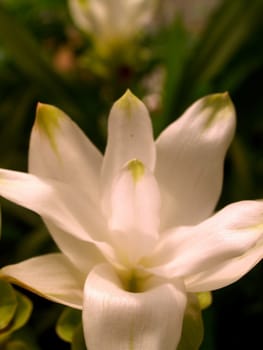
[
  {"x1": 101, "y1": 90, "x2": 155, "y2": 204},
  {"x1": 83, "y1": 263, "x2": 186, "y2": 350},
  {"x1": 44, "y1": 221, "x2": 106, "y2": 275},
  {"x1": 155, "y1": 93, "x2": 236, "y2": 229},
  {"x1": 0, "y1": 169, "x2": 104, "y2": 241},
  {"x1": 29, "y1": 103, "x2": 102, "y2": 205},
  {"x1": 146, "y1": 201, "x2": 263, "y2": 280},
  {"x1": 1, "y1": 254, "x2": 85, "y2": 309},
  {"x1": 108, "y1": 160, "x2": 160, "y2": 264},
  {"x1": 69, "y1": 0, "x2": 157, "y2": 40},
  {"x1": 68, "y1": 0, "x2": 95, "y2": 34},
  {"x1": 185, "y1": 242, "x2": 263, "y2": 292},
  {"x1": 0, "y1": 169, "x2": 118, "y2": 265}
]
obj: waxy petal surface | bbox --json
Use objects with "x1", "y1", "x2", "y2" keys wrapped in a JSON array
[
  {"x1": 83, "y1": 263, "x2": 186, "y2": 350},
  {"x1": 0, "y1": 169, "x2": 118, "y2": 265},
  {"x1": 185, "y1": 241, "x2": 263, "y2": 292},
  {"x1": 1, "y1": 254, "x2": 84, "y2": 309},
  {"x1": 44, "y1": 222, "x2": 106, "y2": 275},
  {"x1": 146, "y1": 201, "x2": 263, "y2": 279},
  {"x1": 155, "y1": 93, "x2": 236, "y2": 229},
  {"x1": 101, "y1": 90, "x2": 155, "y2": 206},
  {"x1": 29, "y1": 103, "x2": 102, "y2": 205},
  {"x1": 108, "y1": 160, "x2": 160, "y2": 264}
]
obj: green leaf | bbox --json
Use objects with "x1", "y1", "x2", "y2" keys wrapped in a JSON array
[
  {"x1": 197, "y1": 292, "x2": 212, "y2": 310},
  {"x1": 190, "y1": 0, "x2": 263, "y2": 84},
  {"x1": 0, "y1": 288, "x2": 32, "y2": 345},
  {"x1": 7, "y1": 327, "x2": 41, "y2": 350},
  {"x1": 153, "y1": 18, "x2": 191, "y2": 135},
  {"x1": 56, "y1": 307, "x2": 82, "y2": 343},
  {"x1": 5, "y1": 340, "x2": 29, "y2": 350},
  {"x1": 177, "y1": 294, "x2": 204, "y2": 350},
  {"x1": 9, "y1": 291, "x2": 33, "y2": 333},
  {"x1": 71, "y1": 324, "x2": 87, "y2": 350},
  {"x1": 169, "y1": 0, "x2": 263, "y2": 117},
  {"x1": 0, "y1": 280, "x2": 17, "y2": 330},
  {"x1": 0, "y1": 4, "x2": 94, "y2": 128}
]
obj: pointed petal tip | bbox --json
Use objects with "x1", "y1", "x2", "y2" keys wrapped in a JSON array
[
  {"x1": 114, "y1": 89, "x2": 142, "y2": 113},
  {"x1": 35, "y1": 102, "x2": 60, "y2": 128},
  {"x1": 34, "y1": 103, "x2": 62, "y2": 150},
  {"x1": 201, "y1": 92, "x2": 235, "y2": 128},
  {"x1": 206, "y1": 91, "x2": 233, "y2": 107}
]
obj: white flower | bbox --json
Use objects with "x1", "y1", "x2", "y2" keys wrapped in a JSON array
[
  {"x1": 0, "y1": 91, "x2": 263, "y2": 350},
  {"x1": 68, "y1": 0, "x2": 157, "y2": 48}
]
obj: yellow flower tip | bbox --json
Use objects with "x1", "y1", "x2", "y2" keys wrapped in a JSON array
[
  {"x1": 127, "y1": 159, "x2": 145, "y2": 182},
  {"x1": 35, "y1": 103, "x2": 60, "y2": 129},
  {"x1": 202, "y1": 92, "x2": 235, "y2": 129},
  {"x1": 35, "y1": 103, "x2": 62, "y2": 151},
  {"x1": 114, "y1": 89, "x2": 141, "y2": 116}
]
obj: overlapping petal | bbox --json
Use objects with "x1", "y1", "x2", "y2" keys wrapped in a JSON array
[
  {"x1": 146, "y1": 201, "x2": 263, "y2": 279},
  {"x1": 155, "y1": 93, "x2": 236, "y2": 229},
  {"x1": 101, "y1": 90, "x2": 156, "y2": 213},
  {"x1": 0, "y1": 169, "x2": 119, "y2": 265},
  {"x1": 185, "y1": 241, "x2": 263, "y2": 292},
  {"x1": 29, "y1": 103, "x2": 102, "y2": 205},
  {"x1": 83, "y1": 263, "x2": 186, "y2": 350},
  {"x1": 0, "y1": 169, "x2": 104, "y2": 241},
  {"x1": 1, "y1": 254, "x2": 84, "y2": 309},
  {"x1": 108, "y1": 159, "x2": 160, "y2": 263},
  {"x1": 44, "y1": 222, "x2": 106, "y2": 275}
]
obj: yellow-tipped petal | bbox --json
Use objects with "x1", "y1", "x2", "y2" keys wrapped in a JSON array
[
  {"x1": 128, "y1": 159, "x2": 145, "y2": 182},
  {"x1": 35, "y1": 103, "x2": 61, "y2": 152},
  {"x1": 156, "y1": 92, "x2": 236, "y2": 229}
]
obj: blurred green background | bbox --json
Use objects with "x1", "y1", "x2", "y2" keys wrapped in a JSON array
[{"x1": 0, "y1": 0, "x2": 262, "y2": 349}]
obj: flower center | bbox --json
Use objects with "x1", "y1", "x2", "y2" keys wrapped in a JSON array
[{"x1": 119, "y1": 267, "x2": 150, "y2": 293}]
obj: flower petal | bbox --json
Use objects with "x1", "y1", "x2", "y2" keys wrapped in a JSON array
[
  {"x1": 1, "y1": 254, "x2": 85, "y2": 309},
  {"x1": 155, "y1": 93, "x2": 236, "y2": 229},
  {"x1": 185, "y1": 242, "x2": 263, "y2": 292},
  {"x1": 101, "y1": 90, "x2": 155, "y2": 201},
  {"x1": 29, "y1": 103, "x2": 102, "y2": 205},
  {"x1": 82, "y1": 263, "x2": 186, "y2": 350},
  {"x1": 44, "y1": 221, "x2": 106, "y2": 275},
  {"x1": 107, "y1": 159, "x2": 160, "y2": 264},
  {"x1": 0, "y1": 170, "x2": 102, "y2": 241},
  {"x1": 146, "y1": 201, "x2": 263, "y2": 281},
  {"x1": 69, "y1": 0, "x2": 157, "y2": 40},
  {"x1": 0, "y1": 169, "x2": 117, "y2": 265}
]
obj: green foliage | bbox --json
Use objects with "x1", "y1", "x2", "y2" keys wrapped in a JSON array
[
  {"x1": 0, "y1": 280, "x2": 17, "y2": 330},
  {"x1": 5, "y1": 340, "x2": 31, "y2": 350},
  {"x1": 56, "y1": 307, "x2": 87, "y2": 350},
  {"x1": 197, "y1": 292, "x2": 213, "y2": 310},
  {"x1": 0, "y1": 281, "x2": 33, "y2": 348},
  {"x1": 71, "y1": 324, "x2": 87, "y2": 350},
  {"x1": 177, "y1": 294, "x2": 204, "y2": 350},
  {"x1": 56, "y1": 307, "x2": 82, "y2": 343}
]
